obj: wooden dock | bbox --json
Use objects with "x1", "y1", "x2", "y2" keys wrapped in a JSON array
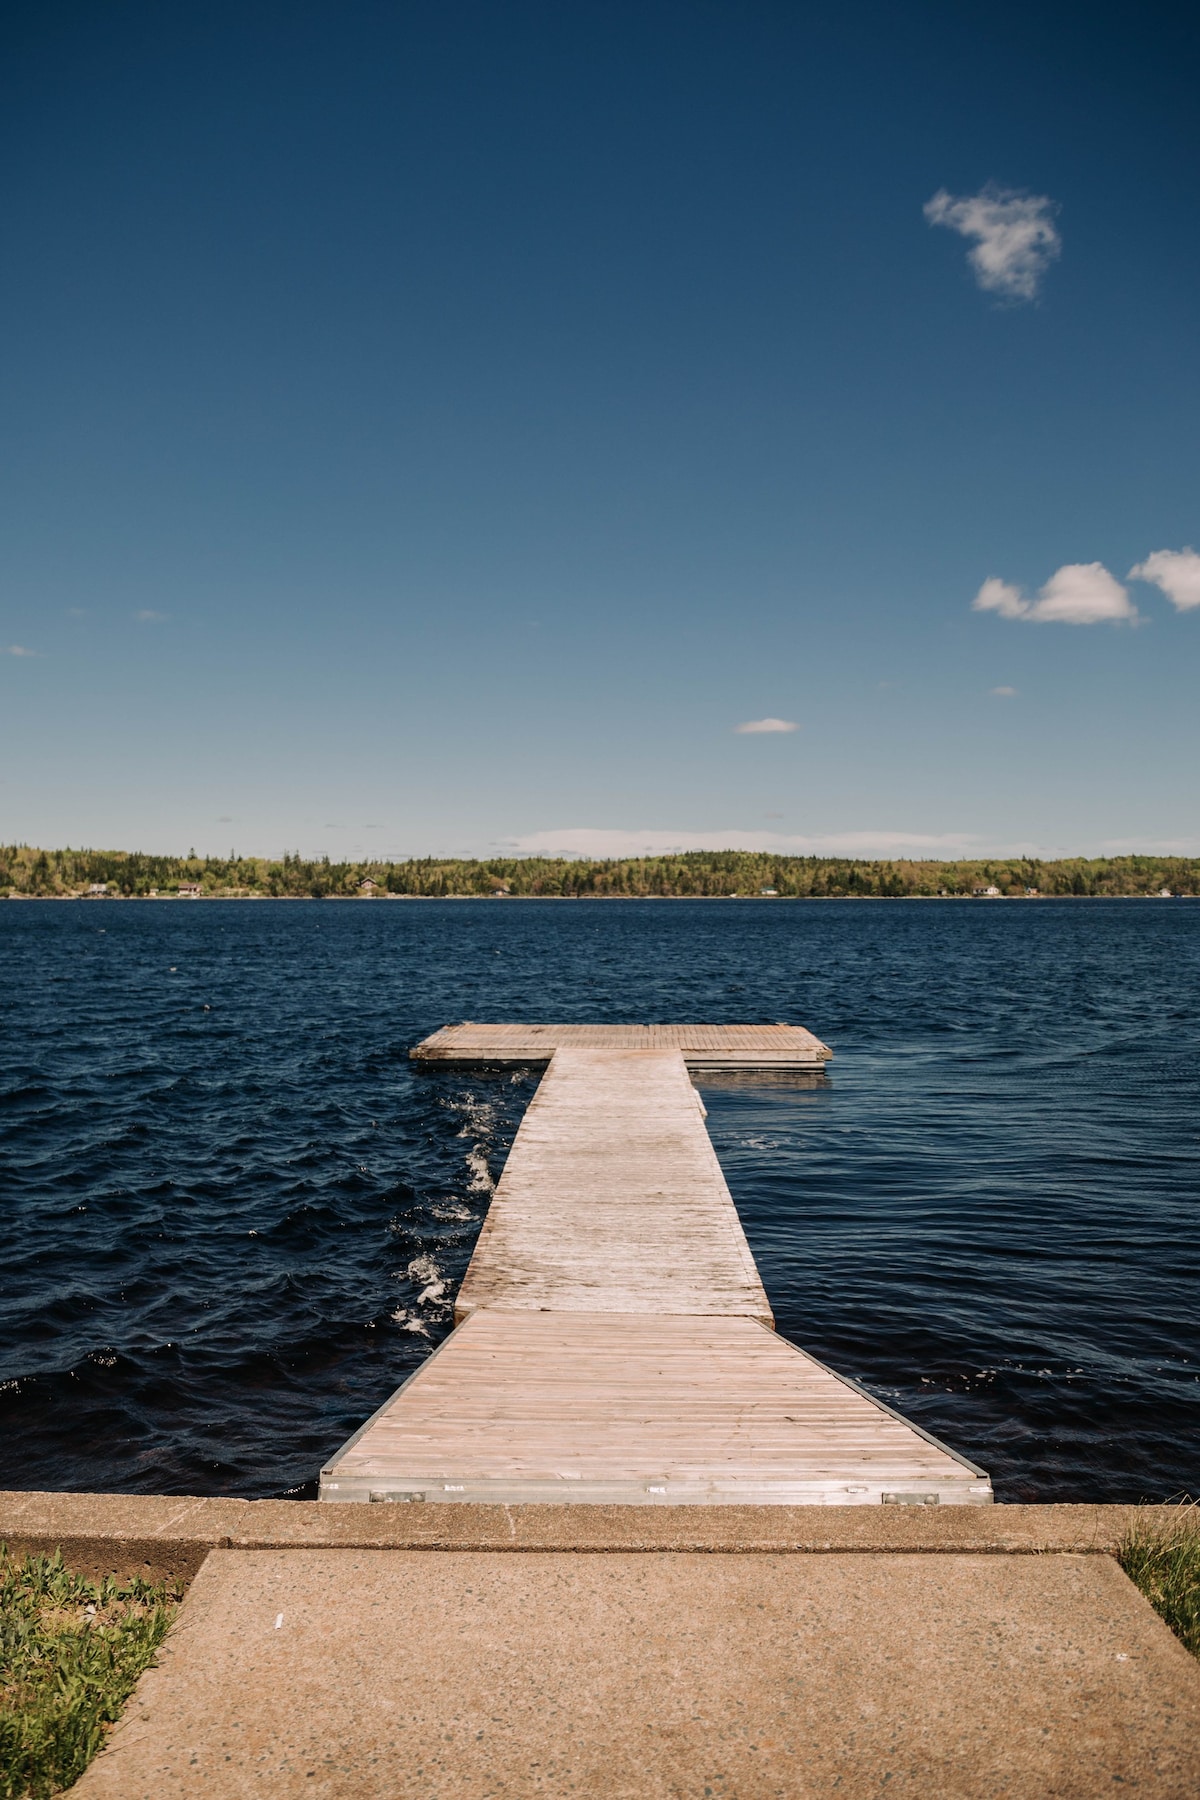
[
  {"x1": 410, "y1": 1019, "x2": 832, "y2": 1069},
  {"x1": 321, "y1": 1024, "x2": 991, "y2": 1506}
]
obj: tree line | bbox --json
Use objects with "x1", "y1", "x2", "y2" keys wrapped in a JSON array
[{"x1": 1, "y1": 845, "x2": 1196, "y2": 899}]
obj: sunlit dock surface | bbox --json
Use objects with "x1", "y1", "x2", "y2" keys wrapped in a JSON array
[{"x1": 408, "y1": 1018, "x2": 832, "y2": 1068}]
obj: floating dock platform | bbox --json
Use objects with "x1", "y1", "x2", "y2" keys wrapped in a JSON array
[
  {"x1": 409, "y1": 1019, "x2": 832, "y2": 1069},
  {"x1": 321, "y1": 1024, "x2": 991, "y2": 1506}
]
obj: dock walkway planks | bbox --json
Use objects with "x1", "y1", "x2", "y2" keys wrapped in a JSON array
[
  {"x1": 321, "y1": 1023, "x2": 993, "y2": 1506},
  {"x1": 454, "y1": 1048, "x2": 772, "y2": 1324},
  {"x1": 320, "y1": 1312, "x2": 991, "y2": 1505}
]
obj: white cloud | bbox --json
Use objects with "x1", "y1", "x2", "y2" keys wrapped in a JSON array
[
  {"x1": 924, "y1": 185, "x2": 1061, "y2": 300},
  {"x1": 972, "y1": 563, "x2": 1137, "y2": 625},
  {"x1": 1129, "y1": 547, "x2": 1200, "y2": 612},
  {"x1": 514, "y1": 827, "x2": 987, "y2": 859},
  {"x1": 973, "y1": 578, "x2": 1028, "y2": 620},
  {"x1": 734, "y1": 717, "x2": 798, "y2": 734},
  {"x1": 1031, "y1": 564, "x2": 1135, "y2": 623},
  {"x1": 135, "y1": 609, "x2": 169, "y2": 622},
  {"x1": 3, "y1": 644, "x2": 38, "y2": 657},
  {"x1": 990, "y1": 686, "x2": 1018, "y2": 696}
]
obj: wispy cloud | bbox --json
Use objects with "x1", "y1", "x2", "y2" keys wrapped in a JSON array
[
  {"x1": 990, "y1": 686, "x2": 1018, "y2": 696},
  {"x1": 1097, "y1": 835, "x2": 1200, "y2": 855},
  {"x1": 734, "y1": 717, "x2": 798, "y2": 734},
  {"x1": 3, "y1": 644, "x2": 38, "y2": 657},
  {"x1": 1129, "y1": 548, "x2": 1200, "y2": 612},
  {"x1": 515, "y1": 827, "x2": 987, "y2": 859},
  {"x1": 973, "y1": 579, "x2": 1028, "y2": 619},
  {"x1": 973, "y1": 564, "x2": 1137, "y2": 625},
  {"x1": 924, "y1": 184, "x2": 1061, "y2": 301},
  {"x1": 134, "y1": 609, "x2": 169, "y2": 623}
]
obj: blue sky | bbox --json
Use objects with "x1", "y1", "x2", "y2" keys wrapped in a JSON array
[{"x1": 2, "y1": 0, "x2": 1197, "y2": 860}]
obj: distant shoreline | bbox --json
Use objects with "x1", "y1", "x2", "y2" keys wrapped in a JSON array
[
  {"x1": 3, "y1": 891, "x2": 1194, "y2": 903},
  {"x1": 3, "y1": 846, "x2": 1196, "y2": 901}
]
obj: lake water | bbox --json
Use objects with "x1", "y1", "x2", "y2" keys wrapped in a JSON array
[{"x1": 1, "y1": 897, "x2": 1197, "y2": 1503}]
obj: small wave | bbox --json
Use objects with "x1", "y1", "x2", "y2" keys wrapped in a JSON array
[
  {"x1": 464, "y1": 1148, "x2": 494, "y2": 1193},
  {"x1": 405, "y1": 1254, "x2": 441, "y2": 1286},
  {"x1": 391, "y1": 1310, "x2": 431, "y2": 1336}
]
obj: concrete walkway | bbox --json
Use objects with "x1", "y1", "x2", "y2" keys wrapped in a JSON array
[
  {"x1": 2, "y1": 1494, "x2": 1196, "y2": 1797},
  {"x1": 62, "y1": 1524, "x2": 1199, "y2": 1798}
]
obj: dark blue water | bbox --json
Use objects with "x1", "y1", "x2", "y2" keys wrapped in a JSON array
[{"x1": 2, "y1": 899, "x2": 1197, "y2": 1503}]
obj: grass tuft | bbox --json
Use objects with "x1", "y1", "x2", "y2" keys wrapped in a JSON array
[
  {"x1": 1118, "y1": 1502, "x2": 1200, "y2": 1660},
  {"x1": 0, "y1": 1545, "x2": 180, "y2": 1799}
]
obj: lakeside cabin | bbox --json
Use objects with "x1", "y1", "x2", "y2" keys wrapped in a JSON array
[{"x1": 177, "y1": 882, "x2": 202, "y2": 899}]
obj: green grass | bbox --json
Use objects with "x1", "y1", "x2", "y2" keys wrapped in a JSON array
[
  {"x1": 0, "y1": 1547, "x2": 180, "y2": 1799},
  {"x1": 1118, "y1": 1503, "x2": 1200, "y2": 1659}
]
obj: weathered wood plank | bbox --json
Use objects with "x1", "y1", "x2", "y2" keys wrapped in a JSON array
[
  {"x1": 454, "y1": 1049, "x2": 772, "y2": 1324},
  {"x1": 321, "y1": 1313, "x2": 991, "y2": 1505},
  {"x1": 411, "y1": 1020, "x2": 833, "y2": 1067}
]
